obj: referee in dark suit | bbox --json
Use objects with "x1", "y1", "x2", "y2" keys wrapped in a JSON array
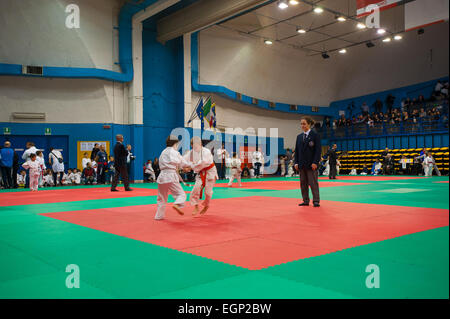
[
  {"x1": 111, "y1": 134, "x2": 132, "y2": 192},
  {"x1": 294, "y1": 117, "x2": 322, "y2": 207}
]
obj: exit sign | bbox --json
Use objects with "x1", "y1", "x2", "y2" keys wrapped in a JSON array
[
  {"x1": 45, "y1": 128, "x2": 52, "y2": 135},
  {"x1": 3, "y1": 127, "x2": 11, "y2": 135}
]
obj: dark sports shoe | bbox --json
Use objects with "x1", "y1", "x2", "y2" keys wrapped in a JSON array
[
  {"x1": 298, "y1": 202, "x2": 309, "y2": 206},
  {"x1": 313, "y1": 203, "x2": 320, "y2": 207},
  {"x1": 125, "y1": 188, "x2": 133, "y2": 191},
  {"x1": 111, "y1": 189, "x2": 119, "y2": 192}
]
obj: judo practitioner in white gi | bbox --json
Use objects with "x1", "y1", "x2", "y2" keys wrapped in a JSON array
[
  {"x1": 22, "y1": 154, "x2": 41, "y2": 191},
  {"x1": 183, "y1": 136, "x2": 218, "y2": 216},
  {"x1": 227, "y1": 152, "x2": 242, "y2": 187},
  {"x1": 154, "y1": 136, "x2": 193, "y2": 220}
]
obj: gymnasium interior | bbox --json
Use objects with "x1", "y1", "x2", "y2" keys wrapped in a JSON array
[{"x1": 0, "y1": 0, "x2": 449, "y2": 300}]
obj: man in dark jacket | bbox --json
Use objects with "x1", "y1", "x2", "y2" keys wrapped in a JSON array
[
  {"x1": 326, "y1": 144, "x2": 338, "y2": 179},
  {"x1": 294, "y1": 117, "x2": 322, "y2": 207},
  {"x1": 111, "y1": 135, "x2": 132, "y2": 191},
  {"x1": 90, "y1": 143, "x2": 100, "y2": 161},
  {"x1": 0, "y1": 141, "x2": 14, "y2": 189}
]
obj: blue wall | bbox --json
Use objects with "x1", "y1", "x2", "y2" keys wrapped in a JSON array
[
  {"x1": 331, "y1": 132, "x2": 449, "y2": 151},
  {"x1": 142, "y1": 19, "x2": 185, "y2": 163}
]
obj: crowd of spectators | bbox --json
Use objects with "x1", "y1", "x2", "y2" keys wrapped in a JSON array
[
  {"x1": 0, "y1": 141, "x2": 140, "y2": 189},
  {"x1": 321, "y1": 80, "x2": 449, "y2": 133}
]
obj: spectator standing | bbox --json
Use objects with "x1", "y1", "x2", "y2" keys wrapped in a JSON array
[
  {"x1": 49, "y1": 147, "x2": 65, "y2": 186},
  {"x1": 326, "y1": 144, "x2": 338, "y2": 180},
  {"x1": 90, "y1": 143, "x2": 100, "y2": 161},
  {"x1": 0, "y1": 141, "x2": 14, "y2": 189},
  {"x1": 111, "y1": 134, "x2": 132, "y2": 191},
  {"x1": 82, "y1": 152, "x2": 91, "y2": 169},
  {"x1": 96, "y1": 145, "x2": 108, "y2": 184},
  {"x1": 22, "y1": 141, "x2": 38, "y2": 188}
]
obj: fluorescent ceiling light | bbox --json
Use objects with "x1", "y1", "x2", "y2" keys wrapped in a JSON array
[
  {"x1": 394, "y1": 35, "x2": 403, "y2": 40},
  {"x1": 297, "y1": 27, "x2": 306, "y2": 33},
  {"x1": 339, "y1": 49, "x2": 347, "y2": 54},
  {"x1": 337, "y1": 16, "x2": 346, "y2": 22},
  {"x1": 278, "y1": 1, "x2": 288, "y2": 9},
  {"x1": 289, "y1": 0, "x2": 299, "y2": 4},
  {"x1": 357, "y1": 23, "x2": 366, "y2": 29},
  {"x1": 382, "y1": 37, "x2": 391, "y2": 42},
  {"x1": 264, "y1": 39, "x2": 273, "y2": 45},
  {"x1": 377, "y1": 28, "x2": 386, "y2": 34},
  {"x1": 314, "y1": 7, "x2": 323, "y2": 13}
]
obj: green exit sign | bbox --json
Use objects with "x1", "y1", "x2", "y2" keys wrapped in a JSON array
[
  {"x1": 3, "y1": 127, "x2": 11, "y2": 135},
  {"x1": 45, "y1": 128, "x2": 52, "y2": 135}
]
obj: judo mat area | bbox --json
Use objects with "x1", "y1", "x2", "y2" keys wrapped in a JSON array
[{"x1": 0, "y1": 175, "x2": 448, "y2": 299}]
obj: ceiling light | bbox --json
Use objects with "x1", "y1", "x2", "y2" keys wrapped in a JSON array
[
  {"x1": 264, "y1": 39, "x2": 273, "y2": 45},
  {"x1": 278, "y1": 0, "x2": 288, "y2": 9},
  {"x1": 394, "y1": 35, "x2": 403, "y2": 40},
  {"x1": 339, "y1": 48, "x2": 347, "y2": 54},
  {"x1": 314, "y1": 7, "x2": 324, "y2": 13},
  {"x1": 289, "y1": 0, "x2": 299, "y2": 4},
  {"x1": 337, "y1": 16, "x2": 346, "y2": 22},
  {"x1": 357, "y1": 23, "x2": 366, "y2": 29},
  {"x1": 321, "y1": 52, "x2": 330, "y2": 59},
  {"x1": 377, "y1": 28, "x2": 386, "y2": 34},
  {"x1": 366, "y1": 41, "x2": 375, "y2": 48},
  {"x1": 382, "y1": 37, "x2": 391, "y2": 42},
  {"x1": 297, "y1": 27, "x2": 306, "y2": 34}
]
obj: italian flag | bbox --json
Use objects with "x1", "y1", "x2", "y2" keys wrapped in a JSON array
[{"x1": 203, "y1": 97, "x2": 216, "y2": 128}]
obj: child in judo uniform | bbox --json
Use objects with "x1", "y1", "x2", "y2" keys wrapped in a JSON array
[
  {"x1": 183, "y1": 136, "x2": 218, "y2": 216},
  {"x1": 22, "y1": 154, "x2": 41, "y2": 191},
  {"x1": 155, "y1": 136, "x2": 193, "y2": 220},
  {"x1": 227, "y1": 152, "x2": 242, "y2": 187}
]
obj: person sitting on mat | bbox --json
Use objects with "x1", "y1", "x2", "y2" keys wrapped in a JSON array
[
  {"x1": 154, "y1": 135, "x2": 193, "y2": 220},
  {"x1": 294, "y1": 116, "x2": 322, "y2": 207},
  {"x1": 82, "y1": 162, "x2": 96, "y2": 185},
  {"x1": 371, "y1": 159, "x2": 382, "y2": 175},
  {"x1": 183, "y1": 136, "x2": 218, "y2": 216}
]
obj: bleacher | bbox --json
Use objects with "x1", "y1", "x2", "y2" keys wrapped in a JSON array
[{"x1": 337, "y1": 147, "x2": 449, "y2": 175}]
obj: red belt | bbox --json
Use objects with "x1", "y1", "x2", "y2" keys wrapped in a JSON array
[{"x1": 199, "y1": 163, "x2": 215, "y2": 199}]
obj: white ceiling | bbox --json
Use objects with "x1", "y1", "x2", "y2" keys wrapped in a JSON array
[{"x1": 217, "y1": 0, "x2": 407, "y2": 56}]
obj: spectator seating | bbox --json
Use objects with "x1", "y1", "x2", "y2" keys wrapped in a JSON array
[{"x1": 337, "y1": 147, "x2": 449, "y2": 175}]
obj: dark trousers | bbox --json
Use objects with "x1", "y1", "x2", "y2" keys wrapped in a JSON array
[
  {"x1": 254, "y1": 162, "x2": 262, "y2": 176},
  {"x1": 111, "y1": 165, "x2": 130, "y2": 190},
  {"x1": 217, "y1": 161, "x2": 226, "y2": 179},
  {"x1": 1, "y1": 166, "x2": 12, "y2": 188},
  {"x1": 53, "y1": 171, "x2": 62, "y2": 186},
  {"x1": 12, "y1": 166, "x2": 18, "y2": 188},
  {"x1": 97, "y1": 163, "x2": 106, "y2": 184},
  {"x1": 329, "y1": 162, "x2": 337, "y2": 179},
  {"x1": 299, "y1": 167, "x2": 320, "y2": 204}
]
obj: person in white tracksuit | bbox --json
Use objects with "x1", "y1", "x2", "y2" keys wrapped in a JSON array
[
  {"x1": 423, "y1": 153, "x2": 434, "y2": 177},
  {"x1": 154, "y1": 136, "x2": 194, "y2": 220},
  {"x1": 183, "y1": 136, "x2": 218, "y2": 216},
  {"x1": 228, "y1": 152, "x2": 242, "y2": 187}
]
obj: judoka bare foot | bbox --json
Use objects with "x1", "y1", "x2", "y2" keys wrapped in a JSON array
[
  {"x1": 200, "y1": 206, "x2": 209, "y2": 215},
  {"x1": 173, "y1": 204, "x2": 184, "y2": 215},
  {"x1": 192, "y1": 205, "x2": 199, "y2": 216}
]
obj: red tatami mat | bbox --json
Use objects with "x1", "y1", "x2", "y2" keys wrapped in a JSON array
[
  {"x1": 0, "y1": 187, "x2": 159, "y2": 206},
  {"x1": 216, "y1": 180, "x2": 367, "y2": 190},
  {"x1": 318, "y1": 176, "x2": 423, "y2": 181},
  {"x1": 41, "y1": 196, "x2": 449, "y2": 270}
]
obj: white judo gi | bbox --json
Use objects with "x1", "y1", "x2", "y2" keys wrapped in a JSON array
[
  {"x1": 228, "y1": 157, "x2": 242, "y2": 186},
  {"x1": 184, "y1": 147, "x2": 218, "y2": 208},
  {"x1": 22, "y1": 160, "x2": 41, "y2": 191},
  {"x1": 155, "y1": 147, "x2": 192, "y2": 220}
]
